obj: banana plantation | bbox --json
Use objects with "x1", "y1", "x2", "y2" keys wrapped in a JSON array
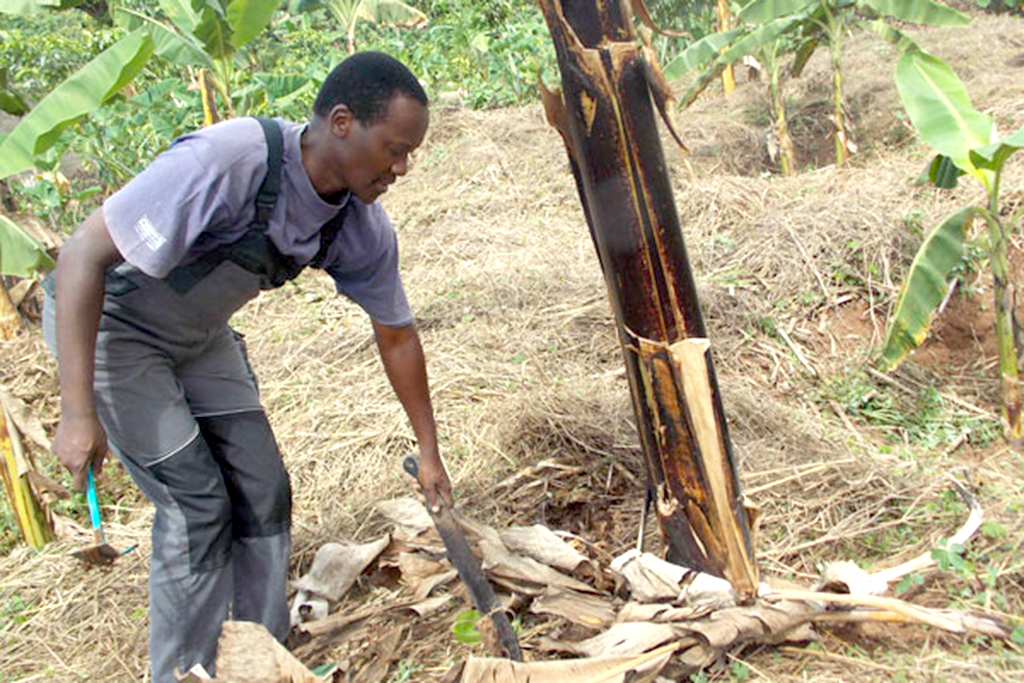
[{"x1": 1, "y1": 0, "x2": 1023, "y2": 681}]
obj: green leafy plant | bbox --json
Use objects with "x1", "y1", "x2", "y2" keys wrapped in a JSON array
[
  {"x1": 115, "y1": 0, "x2": 282, "y2": 120},
  {"x1": 932, "y1": 540, "x2": 970, "y2": 577},
  {"x1": 0, "y1": 29, "x2": 152, "y2": 179},
  {"x1": 896, "y1": 571, "x2": 925, "y2": 595},
  {"x1": 289, "y1": 0, "x2": 427, "y2": 55},
  {"x1": 389, "y1": 659, "x2": 423, "y2": 683},
  {"x1": 0, "y1": 24, "x2": 147, "y2": 314},
  {"x1": 665, "y1": 0, "x2": 970, "y2": 170},
  {"x1": 0, "y1": 215, "x2": 54, "y2": 278},
  {"x1": 882, "y1": 49, "x2": 1024, "y2": 442},
  {"x1": 0, "y1": 0, "x2": 106, "y2": 17},
  {"x1": 0, "y1": 67, "x2": 29, "y2": 114},
  {"x1": 974, "y1": 0, "x2": 1023, "y2": 13},
  {"x1": 0, "y1": 0, "x2": 286, "y2": 297},
  {"x1": 451, "y1": 608, "x2": 482, "y2": 645}
]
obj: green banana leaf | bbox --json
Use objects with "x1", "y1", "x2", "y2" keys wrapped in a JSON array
[
  {"x1": 293, "y1": 0, "x2": 426, "y2": 29},
  {"x1": 788, "y1": 6, "x2": 826, "y2": 77},
  {"x1": 192, "y1": 1, "x2": 234, "y2": 62},
  {"x1": 0, "y1": 0, "x2": 62, "y2": 14},
  {"x1": 0, "y1": 68, "x2": 29, "y2": 115},
  {"x1": 0, "y1": 30, "x2": 154, "y2": 180},
  {"x1": 0, "y1": 89, "x2": 28, "y2": 115},
  {"x1": 0, "y1": 215, "x2": 55, "y2": 278},
  {"x1": 895, "y1": 49, "x2": 995, "y2": 178},
  {"x1": 157, "y1": 0, "x2": 202, "y2": 38},
  {"x1": 115, "y1": 7, "x2": 212, "y2": 66},
  {"x1": 253, "y1": 73, "x2": 314, "y2": 101},
  {"x1": 226, "y1": 0, "x2": 280, "y2": 48},
  {"x1": 861, "y1": 19, "x2": 920, "y2": 53},
  {"x1": 790, "y1": 35, "x2": 819, "y2": 77},
  {"x1": 738, "y1": 0, "x2": 817, "y2": 24},
  {"x1": 969, "y1": 125, "x2": 1024, "y2": 172},
  {"x1": 881, "y1": 207, "x2": 975, "y2": 370},
  {"x1": 662, "y1": 28, "x2": 743, "y2": 80},
  {"x1": 673, "y1": 15, "x2": 803, "y2": 107},
  {"x1": 720, "y1": 14, "x2": 802, "y2": 62},
  {"x1": 917, "y1": 154, "x2": 965, "y2": 189},
  {"x1": 861, "y1": 0, "x2": 970, "y2": 26}
]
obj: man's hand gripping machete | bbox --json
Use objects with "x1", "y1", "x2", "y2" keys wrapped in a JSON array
[{"x1": 403, "y1": 455, "x2": 523, "y2": 661}]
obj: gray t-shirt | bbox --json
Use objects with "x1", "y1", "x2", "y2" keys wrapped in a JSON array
[{"x1": 103, "y1": 117, "x2": 413, "y2": 327}]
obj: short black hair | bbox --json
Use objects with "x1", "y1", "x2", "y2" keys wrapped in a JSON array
[{"x1": 313, "y1": 52, "x2": 428, "y2": 124}]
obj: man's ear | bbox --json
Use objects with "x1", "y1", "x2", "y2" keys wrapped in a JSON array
[{"x1": 328, "y1": 104, "x2": 356, "y2": 138}]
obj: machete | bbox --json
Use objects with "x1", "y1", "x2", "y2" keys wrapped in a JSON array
[{"x1": 403, "y1": 455, "x2": 523, "y2": 661}]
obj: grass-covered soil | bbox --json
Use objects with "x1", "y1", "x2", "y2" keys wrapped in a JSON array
[{"x1": 2, "y1": 9, "x2": 1024, "y2": 682}]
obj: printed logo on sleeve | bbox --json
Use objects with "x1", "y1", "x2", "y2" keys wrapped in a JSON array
[{"x1": 134, "y1": 215, "x2": 166, "y2": 251}]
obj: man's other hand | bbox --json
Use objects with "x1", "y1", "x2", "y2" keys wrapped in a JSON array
[
  {"x1": 54, "y1": 414, "x2": 108, "y2": 492},
  {"x1": 415, "y1": 451, "x2": 453, "y2": 513}
]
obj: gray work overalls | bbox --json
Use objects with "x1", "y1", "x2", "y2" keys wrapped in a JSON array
[{"x1": 44, "y1": 118, "x2": 345, "y2": 682}]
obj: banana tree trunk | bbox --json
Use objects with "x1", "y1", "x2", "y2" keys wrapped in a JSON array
[
  {"x1": 831, "y1": 50, "x2": 851, "y2": 165},
  {"x1": 1, "y1": 404, "x2": 52, "y2": 548},
  {"x1": 826, "y1": 20, "x2": 853, "y2": 166},
  {"x1": 538, "y1": 0, "x2": 758, "y2": 601},
  {"x1": 716, "y1": 0, "x2": 736, "y2": 96},
  {"x1": 0, "y1": 282, "x2": 19, "y2": 339},
  {"x1": 767, "y1": 50, "x2": 797, "y2": 177},
  {"x1": 198, "y1": 69, "x2": 221, "y2": 127},
  {"x1": 985, "y1": 209, "x2": 1023, "y2": 441}
]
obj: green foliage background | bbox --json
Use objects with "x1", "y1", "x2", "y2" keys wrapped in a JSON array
[{"x1": 0, "y1": 1, "x2": 727, "y2": 238}]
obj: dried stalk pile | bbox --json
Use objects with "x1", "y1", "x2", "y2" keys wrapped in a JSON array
[{"x1": 202, "y1": 485, "x2": 1006, "y2": 682}]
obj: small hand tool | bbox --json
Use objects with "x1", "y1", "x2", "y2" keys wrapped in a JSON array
[{"x1": 71, "y1": 468, "x2": 119, "y2": 566}]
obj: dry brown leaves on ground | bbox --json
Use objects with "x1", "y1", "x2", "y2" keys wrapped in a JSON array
[{"x1": 2, "y1": 12, "x2": 1024, "y2": 682}]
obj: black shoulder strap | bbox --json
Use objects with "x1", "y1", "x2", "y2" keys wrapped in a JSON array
[
  {"x1": 252, "y1": 116, "x2": 283, "y2": 232},
  {"x1": 163, "y1": 117, "x2": 289, "y2": 294},
  {"x1": 311, "y1": 200, "x2": 349, "y2": 269}
]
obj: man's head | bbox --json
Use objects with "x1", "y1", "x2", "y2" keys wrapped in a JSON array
[{"x1": 307, "y1": 52, "x2": 429, "y2": 203}]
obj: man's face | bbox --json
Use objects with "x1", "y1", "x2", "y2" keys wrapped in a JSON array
[{"x1": 333, "y1": 93, "x2": 429, "y2": 204}]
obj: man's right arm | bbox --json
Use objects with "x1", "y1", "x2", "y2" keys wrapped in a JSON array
[{"x1": 53, "y1": 209, "x2": 124, "y2": 491}]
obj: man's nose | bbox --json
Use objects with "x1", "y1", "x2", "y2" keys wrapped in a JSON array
[{"x1": 392, "y1": 154, "x2": 410, "y2": 176}]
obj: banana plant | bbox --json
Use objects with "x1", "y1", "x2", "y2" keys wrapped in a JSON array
[
  {"x1": 538, "y1": 0, "x2": 759, "y2": 600},
  {"x1": 715, "y1": 0, "x2": 737, "y2": 95},
  {"x1": 882, "y1": 49, "x2": 1024, "y2": 442},
  {"x1": 0, "y1": 215, "x2": 54, "y2": 338},
  {"x1": 667, "y1": 0, "x2": 970, "y2": 170},
  {"x1": 115, "y1": 0, "x2": 281, "y2": 122},
  {"x1": 664, "y1": 9, "x2": 810, "y2": 175},
  {"x1": 0, "y1": 29, "x2": 148, "y2": 333},
  {"x1": 0, "y1": 1, "x2": 283, "y2": 314},
  {"x1": 289, "y1": 0, "x2": 427, "y2": 55},
  {"x1": 768, "y1": 0, "x2": 969, "y2": 165},
  {"x1": 0, "y1": 29, "x2": 153, "y2": 179}
]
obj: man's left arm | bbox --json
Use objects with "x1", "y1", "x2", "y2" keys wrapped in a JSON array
[{"x1": 373, "y1": 320, "x2": 453, "y2": 510}]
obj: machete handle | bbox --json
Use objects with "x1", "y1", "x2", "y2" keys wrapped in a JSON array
[
  {"x1": 402, "y1": 454, "x2": 420, "y2": 482},
  {"x1": 403, "y1": 455, "x2": 523, "y2": 661}
]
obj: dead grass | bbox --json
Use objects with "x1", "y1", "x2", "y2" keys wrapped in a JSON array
[{"x1": 2, "y1": 11, "x2": 1024, "y2": 682}]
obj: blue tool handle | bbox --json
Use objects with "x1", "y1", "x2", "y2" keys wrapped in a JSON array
[{"x1": 86, "y1": 468, "x2": 101, "y2": 531}]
